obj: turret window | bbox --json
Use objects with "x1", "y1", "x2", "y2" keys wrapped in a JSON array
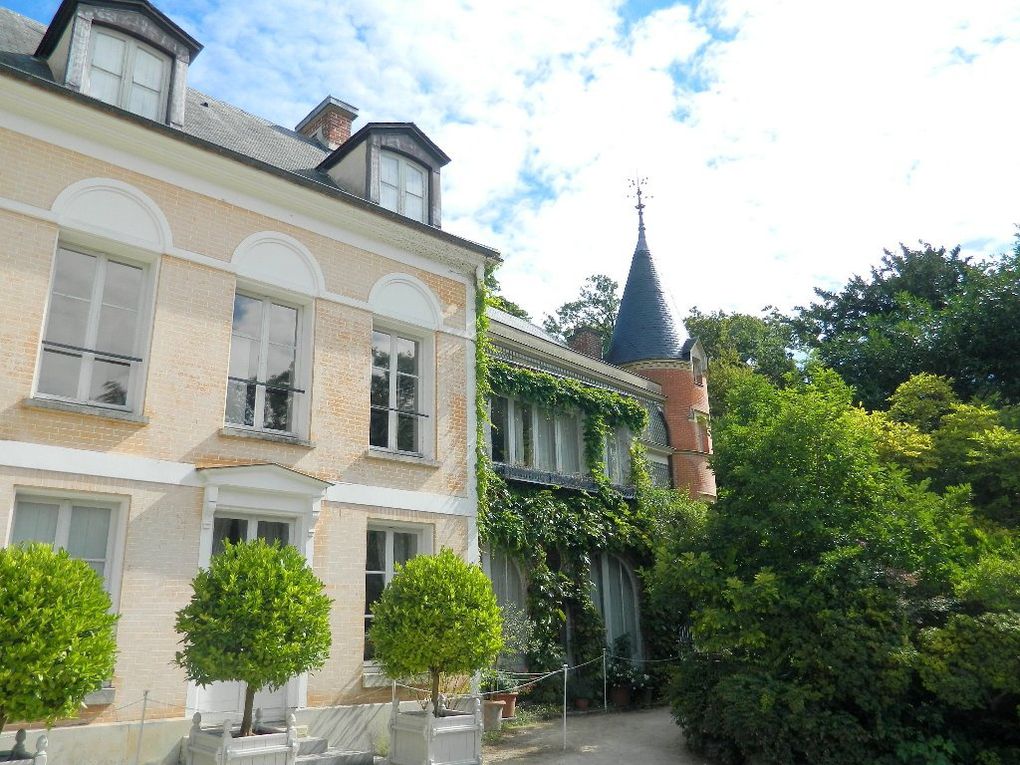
[{"x1": 86, "y1": 27, "x2": 171, "y2": 121}]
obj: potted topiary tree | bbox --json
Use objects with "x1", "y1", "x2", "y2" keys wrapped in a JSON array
[
  {"x1": 369, "y1": 548, "x2": 502, "y2": 765},
  {"x1": 0, "y1": 543, "x2": 117, "y2": 762},
  {"x1": 175, "y1": 539, "x2": 331, "y2": 763}
]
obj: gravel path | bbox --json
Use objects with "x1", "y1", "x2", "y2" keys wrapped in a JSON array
[{"x1": 482, "y1": 707, "x2": 711, "y2": 764}]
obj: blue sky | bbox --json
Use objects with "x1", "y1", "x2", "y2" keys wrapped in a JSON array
[{"x1": 11, "y1": 0, "x2": 1020, "y2": 322}]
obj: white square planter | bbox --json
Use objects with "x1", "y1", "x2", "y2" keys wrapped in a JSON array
[
  {"x1": 1, "y1": 730, "x2": 48, "y2": 764},
  {"x1": 185, "y1": 712, "x2": 299, "y2": 765},
  {"x1": 388, "y1": 698, "x2": 482, "y2": 765}
]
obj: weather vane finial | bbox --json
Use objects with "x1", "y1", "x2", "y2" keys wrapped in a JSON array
[{"x1": 627, "y1": 176, "x2": 650, "y2": 246}]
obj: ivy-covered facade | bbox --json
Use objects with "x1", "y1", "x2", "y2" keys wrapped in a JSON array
[{"x1": 476, "y1": 202, "x2": 714, "y2": 672}]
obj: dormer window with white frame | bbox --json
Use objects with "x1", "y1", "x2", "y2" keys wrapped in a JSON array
[
  {"x1": 379, "y1": 151, "x2": 427, "y2": 223},
  {"x1": 86, "y1": 26, "x2": 171, "y2": 121}
]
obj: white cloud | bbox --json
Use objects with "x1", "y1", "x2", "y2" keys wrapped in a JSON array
[{"x1": 175, "y1": 0, "x2": 1020, "y2": 321}]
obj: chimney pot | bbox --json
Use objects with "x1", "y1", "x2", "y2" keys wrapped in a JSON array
[
  {"x1": 567, "y1": 326, "x2": 604, "y2": 360},
  {"x1": 295, "y1": 96, "x2": 359, "y2": 150}
]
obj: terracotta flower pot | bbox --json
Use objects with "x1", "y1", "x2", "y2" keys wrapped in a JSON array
[
  {"x1": 573, "y1": 697, "x2": 591, "y2": 711},
  {"x1": 490, "y1": 691, "x2": 518, "y2": 718},
  {"x1": 610, "y1": 685, "x2": 632, "y2": 707}
]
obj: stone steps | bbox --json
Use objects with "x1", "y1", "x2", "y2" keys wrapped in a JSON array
[
  {"x1": 256, "y1": 722, "x2": 375, "y2": 765},
  {"x1": 295, "y1": 749, "x2": 375, "y2": 765}
]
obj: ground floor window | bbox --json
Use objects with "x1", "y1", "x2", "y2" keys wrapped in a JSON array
[
  {"x1": 590, "y1": 553, "x2": 642, "y2": 657},
  {"x1": 10, "y1": 495, "x2": 117, "y2": 588},
  {"x1": 364, "y1": 524, "x2": 425, "y2": 660},
  {"x1": 212, "y1": 512, "x2": 292, "y2": 556}
]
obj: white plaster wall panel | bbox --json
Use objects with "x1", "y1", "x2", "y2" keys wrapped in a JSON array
[
  {"x1": 51, "y1": 177, "x2": 171, "y2": 252},
  {"x1": 232, "y1": 231, "x2": 324, "y2": 296},
  {"x1": 368, "y1": 273, "x2": 441, "y2": 329}
]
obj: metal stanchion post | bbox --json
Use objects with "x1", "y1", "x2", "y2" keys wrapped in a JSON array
[
  {"x1": 133, "y1": 690, "x2": 149, "y2": 765},
  {"x1": 562, "y1": 663, "x2": 569, "y2": 751},
  {"x1": 595, "y1": 648, "x2": 603, "y2": 718}
]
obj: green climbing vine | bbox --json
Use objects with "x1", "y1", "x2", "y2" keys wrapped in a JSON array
[{"x1": 475, "y1": 272, "x2": 657, "y2": 670}]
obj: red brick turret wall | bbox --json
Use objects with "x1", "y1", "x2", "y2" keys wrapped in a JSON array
[{"x1": 629, "y1": 363, "x2": 716, "y2": 499}]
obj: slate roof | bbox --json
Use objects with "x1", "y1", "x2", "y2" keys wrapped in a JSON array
[
  {"x1": 0, "y1": 7, "x2": 334, "y2": 180},
  {"x1": 0, "y1": 7, "x2": 51, "y2": 78},
  {"x1": 605, "y1": 210, "x2": 690, "y2": 365},
  {"x1": 486, "y1": 306, "x2": 566, "y2": 347}
]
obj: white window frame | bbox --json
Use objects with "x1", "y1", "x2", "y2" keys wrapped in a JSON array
[
  {"x1": 604, "y1": 427, "x2": 633, "y2": 486},
  {"x1": 85, "y1": 26, "x2": 172, "y2": 121},
  {"x1": 370, "y1": 322, "x2": 435, "y2": 458},
  {"x1": 225, "y1": 289, "x2": 311, "y2": 438},
  {"x1": 692, "y1": 355, "x2": 705, "y2": 386},
  {"x1": 489, "y1": 396, "x2": 585, "y2": 475},
  {"x1": 591, "y1": 553, "x2": 643, "y2": 658},
  {"x1": 378, "y1": 150, "x2": 429, "y2": 223},
  {"x1": 210, "y1": 510, "x2": 296, "y2": 555},
  {"x1": 8, "y1": 490, "x2": 128, "y2": 609},
  {"x1": 690, "y1": 408, "x2": 711, "y2": 453},
  {"x1": 364, "y1": 522, "x2": 432, "y2": 666},
  {"x1": 34, "y1": 243, "x2": 155, "y2": 414},
  {"x1": 646, "y1": 451, "x2": 672, "y2": 488}
]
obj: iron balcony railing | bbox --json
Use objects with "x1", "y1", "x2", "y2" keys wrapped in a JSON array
[{"x1": 491, "y1": 462, "x2": 637, "y2": 499}]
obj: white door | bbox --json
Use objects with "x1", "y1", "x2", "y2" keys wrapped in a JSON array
[{"x1": 197, "y1": 514, "x2": 294, "y2": 723}]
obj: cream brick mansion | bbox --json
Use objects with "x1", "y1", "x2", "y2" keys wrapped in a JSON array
[
  {"x1": 0, "y1": 0, "x2": 714, "y2": 761},
  {"x1": 0, "y1": 0, "x2": 499, "y2": 757}
]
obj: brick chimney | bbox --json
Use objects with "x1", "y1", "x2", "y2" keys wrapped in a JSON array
[
  {"x1": 567, "y1": 326, "x2": 603, "y2": 360},
  {"x1": 295, "y1": 96, "x2": 359, "y2": 150}
]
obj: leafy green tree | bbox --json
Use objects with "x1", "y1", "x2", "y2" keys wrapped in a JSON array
[
  {"x1": 685, "y1": 308, "x2": 796, "y2": 415},
  {"x1": 0, "y1": 543, "x2": 118, "y2": 730},
  {"x1": 887, "y1": 373, "x2": 960, "y2": 433},
  {"x1": 174, "y1": 540, "x2": 332, "y2": 737},
  {"x1": 483, "y1": 265, "x2": 531, "y2": 321},
  {"x1": 794, "y1": 241, "x2": 1020, "y2": 409},
  {"x1": 542, "y1": 274, "x2": 620, "y2": 355},
  {"x1": 369, "y1": 548, "x2": 502, "y2": 716},
  {"x1": 647, "y1": 369, "x2": 1018, "y2": 764}
]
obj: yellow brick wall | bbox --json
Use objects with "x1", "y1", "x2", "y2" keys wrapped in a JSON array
[
  {"x1": 0, "y1": 121, "x2": 478, "y2": 727},
  {"x1": 0, "y1": 469, "x2": 201, "y2": 724},
  {"x1": 0, "y1": 128, "x2": 466, "y2": 327},
  {"x1": 0, "y1": 128, "x2": 472, "y2": 496},
  {"x1": 307, "y1": 502, "x2": 468, "y2": 708},
  {"x1": 0, "y1": 471, "x2": 470, "y2": 724}
]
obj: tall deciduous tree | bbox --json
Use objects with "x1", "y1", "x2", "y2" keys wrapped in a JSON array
[
  {"x1": 483, "y1": 265, "x2": 532, "y2": 321},
  {"x1": 684, "y1": 307, "x2": 796, "y2": 416},
  {"x1": 793, "y1": 240, "x2": 1020, "y2": 409},
  {"x1": 0, "y1": 544, "x2": 118, "y2": 731},
  {"x1": 647, "y1": 369, "x2": 1020, "y2": 764},
  {"x1": 542, "y1": 274, "x2": 620, "y2": 355},
  {"x1": 174, "y1": 540, "x2": 332, "y2": 737}
]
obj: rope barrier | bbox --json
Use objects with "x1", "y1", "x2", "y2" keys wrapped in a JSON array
[{"x1": 605, "y1": 652, "x2": 683, "y2": 664}]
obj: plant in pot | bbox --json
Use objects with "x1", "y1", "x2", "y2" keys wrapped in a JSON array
[
  {"x1": 0, "y1": 543, "x2": 117, "y2": 762},
  {"x1": 631, "y1": 670, "x2": 654, "y2": 706},
  {"x1": 174, "y1": 538, "x2": 331, "y2": 752},
  {"x1": 571, "y1": 676, "x2": 595, "y2": 711},
  {"x1": 606, "y1": 635, "x2": 637, "y2": 708},
  {"x1": 370, "y1": 548, "x2": 503, "y2": 765},
  {"x1": 484, "y1": 603, "x2": 535, "y2": 720}
]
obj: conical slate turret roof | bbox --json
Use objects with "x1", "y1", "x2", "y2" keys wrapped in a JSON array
[{"x1": 605, "y1": 190, "x2": 689, "y2": 365}]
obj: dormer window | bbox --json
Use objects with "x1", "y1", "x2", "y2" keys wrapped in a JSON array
[
  {"x1": 86, "y1": 27, "x2": 171, "y2": 121},
  {"x1": 379, "y1": 152, "x2": 427, "y2": 223},
  {"x1": 316, "y1": 123, "x2": 449, "y2": 227}
]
